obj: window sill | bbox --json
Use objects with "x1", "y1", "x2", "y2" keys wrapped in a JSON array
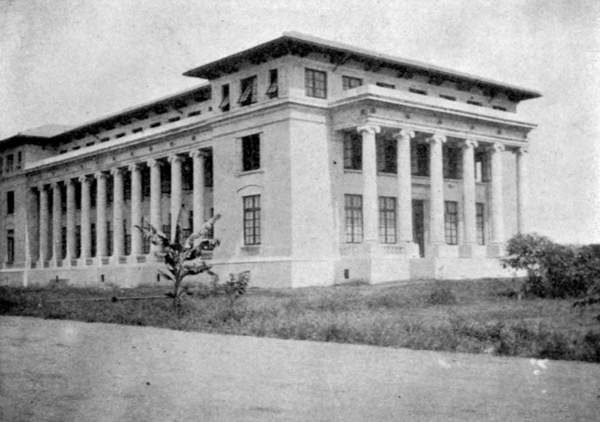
[
  {"x1": 343, "y1": 169, "x2": 362, "y2": 174},
  {"x1": 240, "y1": 245, "x2": 261, "y2": 255},
  {"x1": 237, "y1": 169, "x2": 264, "y2": 177},
  {"x1": 378, "y1": 171, "x2": 397, "y2": 177}
]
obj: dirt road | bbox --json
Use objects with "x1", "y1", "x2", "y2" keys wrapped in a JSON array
[{"x1": 0, "y1": 316, "x2": 598, "y2": 421}]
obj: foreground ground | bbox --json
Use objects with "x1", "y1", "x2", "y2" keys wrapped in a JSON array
[
  {"x1": 1, "y1": 279, "x2": 599, "y2": 362},
  {"x1": 1, "y1": 316, "x2": 599, "y2": 421}
]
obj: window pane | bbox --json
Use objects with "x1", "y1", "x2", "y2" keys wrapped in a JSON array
[
  {"x1": 444, "y1": 201, "x2": 458, "y2": 245},
  {"x1": 305, "y1": 69, "x2": 327, "y2": 98},
  {"x1": 343, "y1": 132, "x2": 362, "y2": 170},
  {"x1": 243, "y1": 194, "x2": 261, "y2": 245},
  {"x1": 344, "y1": 194, "x2": 363, "y2": 243}
]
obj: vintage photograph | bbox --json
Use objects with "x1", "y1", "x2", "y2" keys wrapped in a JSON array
[{"x1": 1, "y1": 0, "x2": 599, "y2": 420}]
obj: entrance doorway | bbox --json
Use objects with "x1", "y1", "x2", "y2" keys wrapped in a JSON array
[{"x1": 412, "y1": 200, "x2": 425, "y2": 257}]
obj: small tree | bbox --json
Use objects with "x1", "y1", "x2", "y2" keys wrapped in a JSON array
[{"x1": 136, "y1": 213, "x2": 221, "y2": 309}]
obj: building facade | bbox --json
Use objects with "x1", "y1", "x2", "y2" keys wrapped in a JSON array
[{"x1": 0, "y1": 32, "x2": 539, "y2": 288}]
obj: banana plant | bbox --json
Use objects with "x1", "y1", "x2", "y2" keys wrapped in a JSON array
[{"x1": 135, "y1": 212, "x2": 221, "y2": 308}]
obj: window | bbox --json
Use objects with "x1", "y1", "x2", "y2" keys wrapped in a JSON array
[
  {"x1": 239, "y1": 75, "x2": 257, "y2": 106},
  {"x1": 379, "y1": 196, "x2": 396, "y2": 244},
  {"x1": 204, "y1": 151, "x2": 213, "y2": 187},
  {"x1": 100, "y1": 137, "x2": 110, "y2": 142},
  {"x1": 161, "y1": 167, "x2": 171, "y2": 194},
  {"x1": 305, "y1": 68, "x2": 327, "y2": 98},
  {"x1": 467, "y1": 100, "x2": 482, "y2": 106},
  {"x1": 0, "y1": 157, "x2": 3, "y2": 175},
  {"x1": 342, "y1": 75, "x2": 362, "y2": 90},
  {"x1": 493, "y1": 105, "x2": 507, "y2": 111},
  {"x1": 444, "y1": 201, "x2": 459, "y2": 245},
  {"x1": 124, "y1": 219, "x2": 131, "y2": 256},
  {"x1": 440, "y1": 94, "x2": 456, "y2": 101},
  {"x1": 376, "y1": 82, "x2": 395, "y2": 89},
  {"x1": 6, "y1": 154, "x2": 13, "y2": 173},
  {"x1": 6, "y1": 229, "x2": 14, "y2": 263},
  {"x1": 475, "y1": 151, "x2": 491, "y2": 182},
  {"x1": 188, "y1": 110, "x2": 201, "y2": 117},
  {"x1": 409, "y1": 87, "x2": 427, "y2": 95},
  {"x1": 115, "y1": 133, "x2": 125, "y2": 139},
  {"x1": 411, "y1": 143, "x2": 429, "y2": 176},
  {"x1": 123, "y1": 171, "x2": 131, "y2": 201},
  {"x1": 476, "y1": 202, "x2": 485, "y2": 245},
  {"x1": 142, "y1": 166, "x2": 151, "y2": 198},
  {"x1": 220, "y1": 84, "x2": 230, "y2": 112},
  {"x1": 75, "y1": 225, "x2": 81, "y2": 258},
  {"x1": 150, "y1": 122, "x2": 162, "y2": 128},
  {"x1": 344, "y1": 194, "x2": 363, "y2": 243},
  {"x1": 61, "y1": 227, "x2": 67, "y2": 259},
  {"x1": 343, "y1": 132, "x2": 362, "y2": 170},
  {"x1": 17, "y1": 151, "x2": 22, "y2": 169},
  {"x1": 168, "y1": 116, "x2": 181, "y2": 123},
  {"x1": 6, "y1": 191, "x2": 14, "y2": 214},
  {"x1": 377, "y1": 137, "x2": 397, "y2": 173},
  {"x1": 106, "y1": 222, "x2": 113, "y2": 256},
  {"x1": 266, "y1": 69, "x2": 278, "y2": 98},
  {"x1": 106, "y1": 177, "x2": 113, "y2": 204},
  {"x1": 61, "y1": 184, "x2": 67, "y2": 212},
  {"x1": 75, "y1": 182, "x2": 81, "y2": 210},
  {"x1": 73, "y1": 146, "x2": 81, "y2": 150},
  {"x1": 90, "y1": 180, "x2": 97, "y2": 208},
  {"x1": 242, "y1": 134, "x2": 260, "y2": 172},
  {"x1": 243, "y1": 195, "x2": 261, "y2": 245},
  {"x1": 86, "y1": 141, "x2": 95, "y2": 147},
  {"x1": 132, "y1": 127, "x2": 143, "y2": 134},
  {"x1": 91, "y1": 223, "x2": 96, "y2": 257},
  {"x1": 182, "y1": 160, "x2": 193, "y2": 191},
  {"x1": 443, "y1": 144, "x2": 462, "y2": 179}
]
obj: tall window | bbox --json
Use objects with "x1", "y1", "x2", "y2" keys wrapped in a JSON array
[
  {"x1": 377, "y1": 137, "x2": 397, "y2": 173},
  {"x1": 243, "y1": 195, "x2": 261, "y2": 245},
  {"x1": 239, "y1": 75, "x2": 257, "y2": 106},
  {"x1": 106, "y1": 177, "x2": 113, "y2": 204},
  {"x1": 6, "y1": 191, "x2": 14, "y2": 214},
  {"x1": 182, "y1": 159, "x2": 193, "y2": 191},
  {"x1": 379, "y1": 196, "x2": 396, "y2": 244},
  {"x1": 0, "y1": 156, "x2": 3, "y2": 175},
  {"x1": 91, "y1": 223, "x2": 96, "y2": 257},
  {"x1": 75, "y1": 182, "x2": 81, "y2": 210},
  {"x1": 17, "y1": 151, "x2": 22, "y2": 169},
  {"x1": 123, "y1": 171, "x2": 131, "y2": 201},
  {"x1": 443, "y1": 144, "x2": 462, "y2": 179},
  {"x1": 344, "y1": 194, "x2": 363, "y2": 243},
  {"x1": 204, "y1": 151, "x2": 213, "y2": 187},
  {"x1": 242, "y1": 134, "x2": 260, "y2": 171},
  {"x1": 475, "y1": 151, "x2": 491, "y2": 182},
  {"x1": 266, "y1": 69, "x2": 278, "y2": 98},
  {"x1": 476, "y1": 202, "x2": 485, "y2": 245},
  {"x1": 61, "y1": 227, "x2": 67, "y2": 259},
  {"x1": 444, "y1": 201, "x2": 459, "y2": 245},
  {"x1": 142, "y1": 166, "x2": 151, "y2": 197},
  {"x1": 376, "y1": 82, "x2": 395, "y2": 89},
  {"x1": 106, "y1": 222, "x2": 113, "y2": 256},
  {"x1": 342, "y1": 75, "x2": 362, "y2": 90},
  {"x1": 90, "y1": 180, "x2": 97, "y2": 208},
  {"x1": 6, "y1": 229, "x2": 14, "y2": 263},
  {"x1": 161, "y1": 167, "x2": 171, "y2": 194},
  {"x1": 411, "y1": 143, "x2": 429, "y2": 176},
  {"x1": 6, "y1": 154, "x2": 13, "y2": 173},
  {"x1": 220, "y1": 84, "x2": 230, "y2": 112},
  {"x1": 343, "y1": 132, "x2": 362, "y2": 170},
  {"x1": 75, "y1": 225, "x2": 81, "y2": 258},
  {"x1": 124, "y1": 219, "x2": 131, "y2": 255},
  {"x1": 305, "y1": 68, "x2": 327, "y2": 98}
]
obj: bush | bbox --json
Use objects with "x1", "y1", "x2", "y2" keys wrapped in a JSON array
[
  {"x1": 503, "y1": 233, "x2": 600, "y2": 298},
  {"x1": 426, "y1": 283, "x2": 457, "y2": 305}
]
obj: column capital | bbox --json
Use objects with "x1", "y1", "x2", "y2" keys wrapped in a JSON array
[
  {"x1": 427, "y1": 132, "x2": 447, "y2": 145},
  {"x1": 462, "y1": 139, "x2": 479, "y2": 149},
  {"x1": 392, "y1": 128, "x2": 415, "y2": 141},
  {"x1": 357, "y1": 125, "x2": 381, "y2": 135},
  {"x1": 128, "y1": 162, "x2": 142, "y2": 172},
  {"x1": 78, "y1": 174, "x2": 90, "y2": 184},
  {"x1": 110, "y1": 167, "x2": 124, "y2": 177},
  {"x1": 189, "y1": 149, "x2": 206, "y2": 159},
  {"x1": 516, "y1": 145, "x2": 528, "y2": 155},
  {"x1": 147, "y1": 158, "x2": 162, "y2": 168},
  {"x1": 168, "y1": 154, "x2": 183, "y2": 164},
  {"x1": 95, "y1": 171, "x2": 107, "y2": 180},
  {"x1": 51, "y1": 180, "x2": 61, "y2": 189},
  {"x1": 37, "y1": 183, "x2": 48, "y2": 192},
  {"x1": 490, "y1": 142, "x2": 506, "y2": 153}
]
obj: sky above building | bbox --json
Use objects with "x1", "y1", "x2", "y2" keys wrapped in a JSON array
[{"x1": 1, "y1": 0, "x2": 598, "y2": 243}]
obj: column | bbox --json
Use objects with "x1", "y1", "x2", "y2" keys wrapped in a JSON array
[
  {"x1": 65, "y1": 178, "x2": 76, "y2": 261},
  {"x1": 79, "y1": 175, "x2": 91, "y2": 260},
  {"x1": 190, "y1": 150, "x2": 205, "y2": 232},
  {"x1": 96, "y1": 172, "x2": 107, "y2": 258},
  {"x1": 461, "y1": 139, "x2": 478, "y2": 256},
  {"x1": 148, "y1": 158, "x2": 162, "y2": 253},
  {"x1": 357, "y1": 125, "x2": 380, "y2": 247},
  {"x1": 490, "y1": 143, "x2": 505, "y2": 244},
  {"x1": 394, "y1": 128, "x2": 415, "y2": 245},
  {"x1": 516, "y1": 146, "x2": 528, "y2": 233},
  {"x1": 428, "y1": 132, "x2": 446, "y2": 247},
  {"x1": 38, "y1": 185, "x2": 49, "y2": 266},
  {"x1": 51, "y1": 182, "x2": 62, "y2": 263},
  {"x1": 169, "y1": 154, "x2": 183, "y2": 239},
  {"x1": 111, "y1": 168, "x2": 124, "y2": 259},
  {"x1": 130, "y1": 163, "x2": 143, "y2": 255}
]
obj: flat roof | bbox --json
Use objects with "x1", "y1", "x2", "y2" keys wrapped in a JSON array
[{"x1": 184, "y1": 31, "x2": 541, "y2": 101}]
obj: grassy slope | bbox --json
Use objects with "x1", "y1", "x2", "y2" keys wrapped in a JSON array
[{"x1": 1, "y1": 279, "x2": 599, "y2": 362}]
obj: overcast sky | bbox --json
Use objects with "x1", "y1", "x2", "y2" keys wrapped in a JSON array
[{"x1": 1, "y1": 0, "x2": 599, "y2": 243}]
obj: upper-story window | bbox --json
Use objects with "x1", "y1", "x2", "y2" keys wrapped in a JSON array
[
  {"x1": 6, "y1": 154, "x2": 13, "y2": 173},
  {"x1": 467, "y1": 100, "x2": 483, "y2": 106},
  {"x1": 266, "y1": 69, "x2": 278, "y2": 98},
  {"x1": 6, "y1": 191, "x2": 14, "y2": 215},
  {"x1": 377, "y1": 137, "x2": 397, "y2": 173},
  {"x1": 440, "y1": 94, "x2": 456, "y2": 101},
  {"x1": 342, "y1": 76, "x2": 362, "y2": 90},
  {"x1": 411, "y1": 143, "x2": 429, "y2": 176},
  {"x1": 239, "y1": 75, "x2": 257, "y2": 106},
  {"x1": 305, "y1": 68, "x2": 327, "y2": 99},
  {"x1": 220, "y1": 84, "x2": 230, "y2": 112},
  {"x1": 6, "y1": 229, "x2": 14, "y2": 264},
  {"x1": 16, "y1": 151, "x2": 22, "y2": 170},
  {"x1": 376, "y1": 82, "x2": 395, "y2": 89},
  {"x1": 0, "y1": 157, "x2": 3, "y2": 176},
  {"x1": 409, "y1": 87, "x2": 427, "y2": 95},
  {"x1": 475, "y1": 151, "x2": 491, "y2": 182},
  {"x1": 242, "y1": 134, "x2": 260, "y2": 172},
  {"x1": 343, "y1": 132, "x2": 362, "y2": 170},
  {"x1": 493, "y1": 105, "x2": 507, "y2": 111},
  {"x1": 443, "y1": 144, "x2": 462, "y2": 179}
]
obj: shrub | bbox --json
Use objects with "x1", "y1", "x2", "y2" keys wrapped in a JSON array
[
  {"x1": 503, "y1": 233, "x2": 600, "y2": 298},
  {"x1": 426, "y1": 283, "x2": 457, "y2": 305}
]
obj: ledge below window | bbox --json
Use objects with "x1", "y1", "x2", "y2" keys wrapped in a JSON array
[
  {"x1": 236, "y1": 169, "x2": 264, "y2": 177},
  {"x1": 240, "y1": 245, "x2": 261, "y2": 255}
]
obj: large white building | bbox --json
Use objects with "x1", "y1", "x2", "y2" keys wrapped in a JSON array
[{"x1": 0, "y1": 32, "x2": 540, "y2": 288}]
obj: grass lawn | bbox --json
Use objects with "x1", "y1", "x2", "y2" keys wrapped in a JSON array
[{"x1": 1, "y1": 278, "x2": 599, "y2": 362}]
